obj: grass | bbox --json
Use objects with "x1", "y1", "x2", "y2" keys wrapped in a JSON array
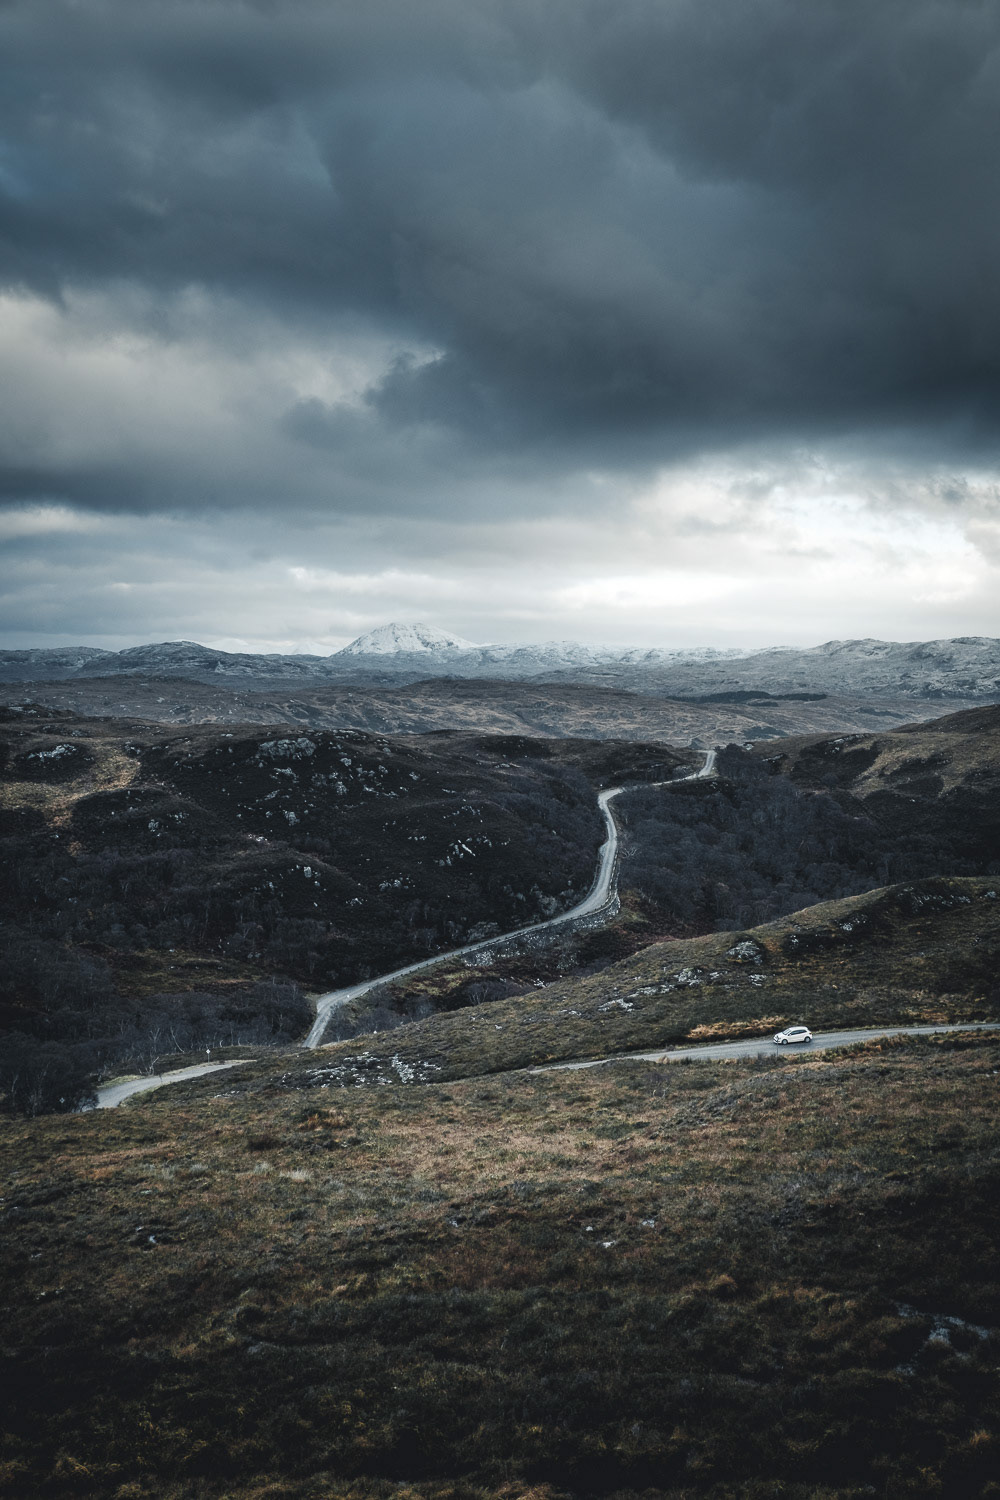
[
  {"x1": 0, "y1": 735, "x2": 139, "y2": 826},
  {"x1": 1, "y1": 1032, "x2": 998, "y2": 1497}
]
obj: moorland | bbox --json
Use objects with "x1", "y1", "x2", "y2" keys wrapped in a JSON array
[
  {"x1": 2, "y1": 1028, "x2": 998, "y2": 1499},
  {"x1": 2, "y1": 667, "x2": 1000, "y2": 1498}
]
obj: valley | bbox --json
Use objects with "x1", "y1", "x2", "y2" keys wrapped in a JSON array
[{"x1": 5, "y1": 694, "x2": 1000, "y2": 1102}]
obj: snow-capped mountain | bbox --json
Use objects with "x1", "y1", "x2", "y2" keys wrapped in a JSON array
[
  {"x1": 335, "y1": 628, "x2": 755, "y2": 674},
  {"x1": 338, "y1": 623, "x2": 478, "y2": 656}
]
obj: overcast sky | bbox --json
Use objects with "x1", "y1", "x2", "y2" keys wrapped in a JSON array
[{"x1": 3, "y1": 0, "x2": 1000, "y2": 652}]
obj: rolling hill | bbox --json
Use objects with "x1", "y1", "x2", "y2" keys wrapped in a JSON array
[{"x1": 753, "y1": 702, "x2": 1000, "y2": 869}]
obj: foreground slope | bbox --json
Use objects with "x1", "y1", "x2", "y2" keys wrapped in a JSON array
[
  {"x1": 4, "y1": 870, "x2": 1000, "y2": 1497},
  {"x1": 2, "y1": 1031, "x2": 998, "y2": 1498}
]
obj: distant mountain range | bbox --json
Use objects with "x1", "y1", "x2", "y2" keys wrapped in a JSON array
[
  {"x1": 1, "y1": 625, "x2": 1000, "y2": 701},
  {"x1": 0, "y1": 624, "x2": 753, "y2": 686}
]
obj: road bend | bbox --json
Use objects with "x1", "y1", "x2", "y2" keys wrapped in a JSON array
[
  {"x1": 304, "y1": 747, "x2": 718, "y2": 1048},
  {"x1": 90, "y1": 1059, "x2": 252, "y2": 1109}
]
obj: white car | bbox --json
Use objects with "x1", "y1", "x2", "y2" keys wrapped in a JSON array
[{"x1": 773, "y1": 1025, "x2": 813, "y2": 1045}]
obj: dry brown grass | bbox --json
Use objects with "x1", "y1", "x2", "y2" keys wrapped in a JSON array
[
  {"x1": 686, "y1": 1015, "x2": 787, "y2": 1041},
  {"x1": 0, "y1": 737, "x2": 139, "y2": 823},
  {"x1": 2, "y1": 1033, "x2": 999, "y2": 1498}
]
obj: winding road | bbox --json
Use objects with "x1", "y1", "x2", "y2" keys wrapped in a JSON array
[
  {"x1": 90, "y1": 743, "x2": 1000, "y2": 1108},
  {"x1": 303, "y1": 748, "x2": 718, "y2": 1047},
  {"x1": 91, "y1": 753, "x2": 717, "y2": 1105}
]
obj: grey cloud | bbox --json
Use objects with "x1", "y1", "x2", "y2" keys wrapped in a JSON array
[{"x1": 1, "y1": 0, "x2": 1000, "y2": 523}]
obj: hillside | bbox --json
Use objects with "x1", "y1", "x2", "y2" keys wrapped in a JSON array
[
  {"x1": 0, "y1": 706, "x2": 693, "y2": 1100},
  {"x1": 2, "y1": 1026, "x2": 998, "y2": 1498},
  {"x1": 606, "y1": 703, "x2": 1000, "y2": 939},
  {"x1": 753, "y1": 702, "x2": 1000, "y2": 868},
  {"x1": 240, "y1": 875, "x2": 1000, "y2": 1089}
]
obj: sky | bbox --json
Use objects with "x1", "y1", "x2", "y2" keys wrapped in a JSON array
[{"x1": 3, "y1": 0, "x2": 1000, "y2": 653}]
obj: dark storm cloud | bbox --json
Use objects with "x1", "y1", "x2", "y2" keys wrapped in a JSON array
[{"x1": 2, "y1": 0, "x2": 1000, "y2": 516}]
